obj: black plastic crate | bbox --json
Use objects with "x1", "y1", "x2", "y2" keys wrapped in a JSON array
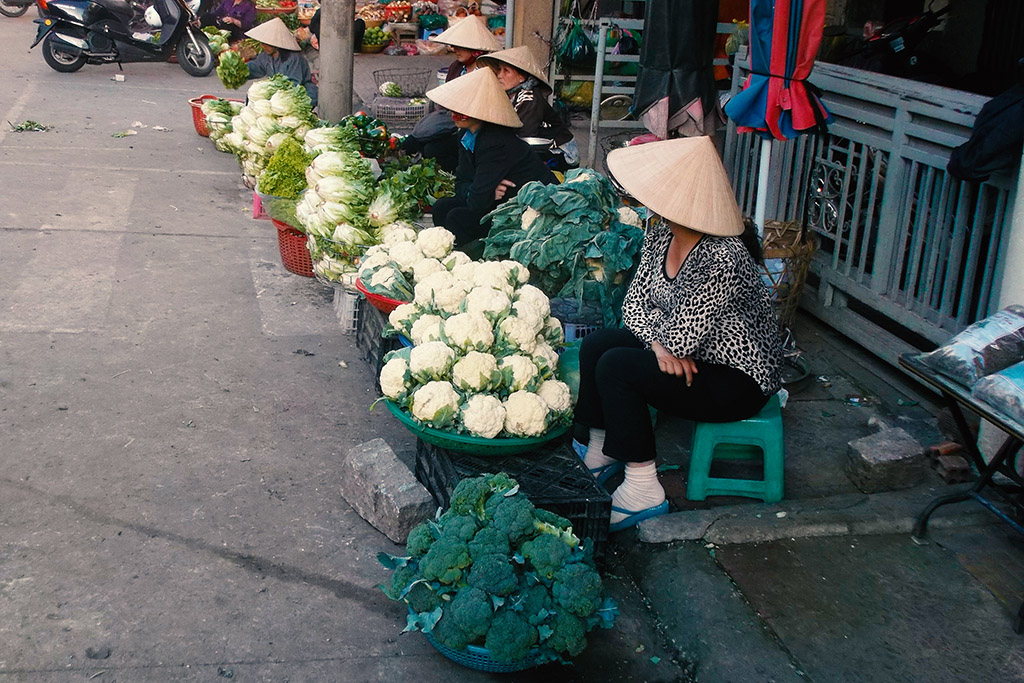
[
  {"x1": 415, "y1": 439, "x2": 612, "y2": 558},
  {"x1": 356, "y1": 303, "x2": 403, "y2": 393}
]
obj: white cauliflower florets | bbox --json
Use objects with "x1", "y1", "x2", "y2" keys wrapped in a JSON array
[
  {"x1": 498, "y1": 314, "x2": 543, "y2": 354},
  {"x1": 542, "y1": 316, "x2": 565, "y2": 345},
  {"x1": 442, "y1": 251, "x2": 472, "y2": 270},
  {"x1": 471, "y1": 261, "x2": 514, "y2": 295},
  {"x1": 408, "y1": 340, "x2": 455, "y2": 381},
  {"x1": 434, "y1": 281, "x2": 473, "y2": 316},
  {"x1": 415, "y1": 226, "x2": 456, "y2": 259},
  {"x1": 461, "y1": 394, "x2": 506, "y2": 439},
  {"x1": 536, "y1": 379, "x2": 572, "y2": 413},
  {"x1": 379, "y1": 357, "x2": 411, "y2": 400},
  {"x1": 412, "y1": 257, "x2": 446, "y2": 284},
  {"x1": 450, "y1": 261, "x2": 478, "y2": 284},
  {"x1": 521, "y1": 206, "x2": 542, "y2": 229},
  {"x1": 617, "y1": 206, "x2": 643, "y2": 228},
  {"x1": 442, "y1": 312, "x2": 494, "y2": 352},
  {"x1": 388, "y1": 303, "x2": 418, "y2": 336},
  {"x1": 409, "y1": 313, "x2": 444, "y2": 345},
  {"x1": 502, "y1": 260, "x2": 531, "y2": 285},
  {"x1": 380, "y1": 222, "x2": 418, "y2": 246},
  {"x1": 465, "y1": 287, "x2": 512, "y2": 321},
  {"x1": 499, "y1": 354, "x2": 540, "y2": 392},
  {"x1": 503, "y1": 390, "x2": 550, "y2": 437},
  {"x1": 451, "y1": 351, "x2": 500, "y2": 392},
  {"x1": 413, "y1": 270, "x2": 456, "y2": 307},
  {"x1": 513, "y1": 284, "x2": 551, "y2": 320},
  {"x1": 388, "y1": 241, "x2": 423, "y2": 272},
  {"x1": 533, "y1": 341, "x2": 559, "y2": 374},
  {"x1": 410, "y1": 381, "x2": 460, "y2": 427}
]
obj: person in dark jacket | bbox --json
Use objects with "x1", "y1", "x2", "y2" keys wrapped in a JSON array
[
  {"x1": 426, "y1": 67, "x2": 557, "y2": 249},
  {"x1": 200, "y1": 0, "x2": 256, "y2": 41},
  {"x1": 244, "y1": 18, "x2": 318, "y2": 108},
  {"x1": 478, "y1": 45, "x2": 579, "y2": 171}
]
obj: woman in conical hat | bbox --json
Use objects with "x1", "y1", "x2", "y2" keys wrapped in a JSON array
[
  {"x1": 432, "y1": 14, "x2": 503, "y2": 82},
  {"x1": 245, "y1": 17, "x2": 318, "y2": 107},
  {"x1": 573, "y1": 137, "x2": 782, "y2": 532},
  {"x1": 478, "y1": 45, "x2": 577, "y2": 171},
  {"x1": 426, "y1": 67, "x2": 557, "y2": 249}
]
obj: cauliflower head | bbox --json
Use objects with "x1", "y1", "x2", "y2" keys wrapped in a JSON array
[
  {"x1": 465, "y1": 287, "x2": 512, "y2": 322},
  {"x1": 412, "y1": 257, "x2": 445, "y2": 284},
  {"x1": 503, "y1": 390, "x2": 550, "y2": 437},
  {"x1": 460, "y1": 394, "x2": 506, "y2": 439},
  {"x1": 379, "y1": 357, "x2": 411, "y2": 400},
  {"x1": 497, "y1": 315, "x2": 542, "y2": 355},
  {"x1": 442, "y1": 250, "x2": 472, "y2": 270},
  {"x1": 499, "y1": 354, "x2": 541, "y2": 393},
  {"x1": 388, "y1": 240, "x2": 423, "y2": 272},
  {"x1": 413, "y1": 270, "x2": 456, "y2": 308},
  {"x1": 442, "y1": 312, "x2": 494, "y2": 353},
  {"x1": 409, "y1": 313, "x2": 444, "y2": 346},
  {"x1": 536, "y1": 379, "x2": 572, "y2": 414},
  {"x1": 380, "y1": 223, "x2": 418, "y2": 247},
  {"x1": 617, "y1": 205, "x2": 643, "y2": 228},
  {"x1": 435, "y1": 281, "x2": 473, "y2": 316},
  {"x1": 388, "y1": 303, "x2": 418, "y2": 336},
  {"x1": 542, "y1": 316, "x2": 565, "y2": 345},
  {"x1": 471, "y1": 261, "x2": 515, "y2": 295},
  {"x1": 357, "y1": 250, "x2": 392, "y2": 278},
  {"x1": 502, "y1": 260, "x2": 531, "y2": 285},
  {"x1": 514, "y1": 284, "x2": 551, "y2": 320},
  {"x1": 452, "y1": 352, "x2": 500, "y2": 393},
  {"x1": 409, "y1": 341, "x2": 456, "y2": 381},
  {"x1": 410, "y1": 380, "x2": 460, "y2": 427},
  {"x1": 416, "y1": 226, "x2": 456, "y2": 259},
  {"x1": 521, "y1": 206, "x2": 541, "y2": 229},
  {"x1": 533, "y1": 341, "x2": 559, "y2": 375},
  {"x1": 450, "y1": 261, "x2": 478, "y2": 284}
]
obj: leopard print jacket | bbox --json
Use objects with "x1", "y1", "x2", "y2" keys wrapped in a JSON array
[{"x1": 621, "y1": 221, "x2": 782, "y2": 396}]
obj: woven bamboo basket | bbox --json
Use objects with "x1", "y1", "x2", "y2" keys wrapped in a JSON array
[{"x1": 761, "y1": 220, "x2": 815, "y2": 330}]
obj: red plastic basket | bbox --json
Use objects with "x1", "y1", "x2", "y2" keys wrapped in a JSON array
[
  {"x1": 188, "y1": 95, "x2": 220, "y2": 137},
  {"x1": 273, "y1": 220, "x2": 314, "y2": 277},
  {"x1": 355, "y1": 277, "x2": 408, "y2": 314}
]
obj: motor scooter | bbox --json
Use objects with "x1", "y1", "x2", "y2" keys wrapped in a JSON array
[
  {"x1": 31, "y1": 0, "x2": 213, "y2": 76},
  {"x1": 839, "y1": 4, "x2": 951, "y2": 83},
  {"x1": 0, "y1": 0, "x2": 37, "y2": 18}
]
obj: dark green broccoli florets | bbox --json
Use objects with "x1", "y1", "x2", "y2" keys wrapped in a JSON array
[
  {"x1": 484, "y1": 609, "x2": 538, "y2": 663},
  {"x1": 420, "y1": 537, "x2": 471, "y2": 585},
  {"x1": 468, "y1": 525, "x2": 510, "y2": 561},
  {"x1": 533, "y1": 507, "x2": 573, "y2": 531},
  {"x1": 384, "y1": 563, "x2": 418, "y2": 600},
  {"x1": 490, "y1": 496, "x2": 537, "y2": 545},
  {"x1": 432, "y1": 611, "x2": 472, "y2": 651},
  {"x1": 511, "y1": 583, "x2": 553, "y2": 626},
  {"x1": 438, "y1": 511, "x2": 479, "y2": 542},
  {"x1": 484, "y1": 472, "x2": 518, "y2": 495},
  {"x1": 448, "y1": 586, "x2": 493, "y2": 640},
  {"x1": 520, "y1": 532, "x2": 572, "y2": 580},
  {"x1": 552, "y1": 563, "x2": 604, "y2": 617},
  {"x1": 406, "y1": 522, "x2": 436, "y2": 557},
  {"x1": 544, "y1": 610, "x2": 587, "y2": 657},
  {"x1": 449, "y1": 477, "x2": 493, "y2": 518},
  {"x1": 405, "y1": 580, "x2": 444, "y2": 614},
  {"x1": 467, "y1": 553, "x2": 518, "y2": 596}
]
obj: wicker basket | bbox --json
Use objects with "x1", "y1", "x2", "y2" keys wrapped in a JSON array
[
  {"x1": 188, "y1": 95, "x2": 221, "y2": 137},
  {"x1": 423, "y1": 632, "x2": 545, "y2": 673},
  {"x1": 361, "y1": 41, "x2": 389, "y2": 53},
  {"x1": 273, "y1": 220, "x2": 314, "y2": 277},
  {"x1": 761, "y1": 220, "x2": 816, "y2": 330},
  {"x1": 369, "y1": 96, "x2": 430, "y2": 134},
  {"x1": 372, "y1": 68, "x2": 433, "y2": 97}
]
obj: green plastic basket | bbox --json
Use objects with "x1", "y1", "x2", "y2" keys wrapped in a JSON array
[
  {"x1": 384, "y1": 400, "x2": 569, "y2": 456},
  {"x1": 423, "y1": 631, "x2": 545, "y2": 673}
]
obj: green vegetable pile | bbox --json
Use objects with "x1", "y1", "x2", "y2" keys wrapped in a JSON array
[
  {"x1": 482, "y1": 168, "x2": 646, "y2": 328},
  {"x1": 339, "y1": 111, "x2": 401, "y2": 158},
  {"x1": 382, "y1": 156, "x2": 455, "y2": 209},
  {"x1": 202, "y1": 26, "x2": 232, "y2": 54},
  {"x1": 379, "y1": 474, "x2": 616, "y2": 664},
  {"x1": 256, "y1": 11, "x2": 299, "y2": 30},
  {"x1": 257, "y1": 137, "x2": 312, "y2": 225},
  {"x1": 8, "y1": 120, "x2": 50, "y2": 132},
  {"x1": 216, "y1": 50, "x2": 250, "y2": 90}
]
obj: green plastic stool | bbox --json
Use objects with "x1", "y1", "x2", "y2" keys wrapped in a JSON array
[{"x1": 686, "y1": 394, "x2": 784, "y2": 503}]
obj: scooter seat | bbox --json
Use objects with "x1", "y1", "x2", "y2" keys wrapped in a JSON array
[{"x1": 93, "y1": 0, "x2": 135, "y2": 21}]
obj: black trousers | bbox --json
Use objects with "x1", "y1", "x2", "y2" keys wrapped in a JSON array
[
  {"x1": 574, "y1": 328, "x2": 770, "y2": 463},
  {"x1": 431, "y1": 196, "x2": 490, "y2": 249}
]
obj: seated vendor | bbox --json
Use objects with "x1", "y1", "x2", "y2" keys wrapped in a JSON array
[
  {"x1": 478, "y1": 46, "x2": 579, "y2": 172},
  {"x1": 200, "y1": 0, "x2": 256, "y2": 42},
  {"x1": 244, "y1": 18, "x2": 318, "y2": 108},
  {"x1": 426, "y1": 67, "x2": 557, "y2": 249},
  {"x1": 574, "y1": 137, "x2": 782, "y2": 532},
  {"x1": 402, "y1": 15, "x2": 502, "y2": 173}
]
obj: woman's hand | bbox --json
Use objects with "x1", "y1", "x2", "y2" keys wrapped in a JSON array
[
  {"x1": 494, "y1": 179, "x2": 516, "y2": 201},
  {"x1": 652, "y1": 342, "x2": 698, "y2": 386}
]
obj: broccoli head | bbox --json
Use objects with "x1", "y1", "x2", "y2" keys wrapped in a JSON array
[
  {"x1": 468, "y1": 525, "x2": 510, "y2": 561},
  {"x1": 483, "y1": 472, "x2": 518, "y2": 495},
  {"x1": 432, "y1": 611, "x2": 472, "y2": 651},
  {"x1": 448, "y1": 586, "x2": 493, "y2": 641},
  {"x1": 520, "y1": 532, "x2": 572, "y2": 580},
  {"x1": 438, "y1": 511, "x2": 479, "y2": 542},
  {"x1": 406, "y1": 522, "x2": 436, "y2": 557},
  {"x1": 490, "y1": 495, "x2": 537, "y2": 545},
  {"x1": 383, "y1": 563, "x2": 419, "y2": 601},
  {"x1": 484, "y1": 609, "x2": 538, "y2": 663},
  {"x1": 467, "y1": 553, "x2": 519, "y2": 596},
  {"x1": 533, "y1": 507, "x2": 573, "y2": 532},
  {"x1": 405, "y1": 580, "x2": 444, "y2": 614},
  {"x1": 511, "y1": 583, "x2": 553, "y2": 626},
  {"x1": 449, "y1": 477, "x2": 493, "y2": 518},
  {"x1": 420, "y1": 537, "x2": 471, "y2": 585},
  {"x1": 544, "y1": 610, "x2": 587, "y2": 658},
  {"x1": 552, "y1": 563, "x2": 604, "y2": 617}
]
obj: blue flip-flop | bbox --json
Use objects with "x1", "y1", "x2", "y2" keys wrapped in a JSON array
[
  {"x1": 609, "y1": 501, "x2": 669, "y2": 533},
  {"x1": 572, "y1": 440, "x2": 624, "y2": 485}
]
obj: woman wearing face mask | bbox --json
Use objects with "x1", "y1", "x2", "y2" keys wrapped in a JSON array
[
  {"x1": 402, "y1": 15, "x2": 503, "y2": 173},
  {"x1": 478, "y1": 45, "x2": 578, "y2": 172},
  {"x1": 425, "y1": 67, "x2": 557, "y2": 252}
]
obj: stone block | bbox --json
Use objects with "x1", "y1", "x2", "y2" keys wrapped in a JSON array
[
  {"x1": 846, "y1": 427, "x2": 928, "y2": 493},
  {"x1": 339, "y1": 438, "x2": 435, "y2": 544}
]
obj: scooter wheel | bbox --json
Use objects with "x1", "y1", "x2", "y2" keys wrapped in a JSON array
[
  {"x1": 176, "y1": 32, "x2": 215, "y2": 77},
  {"x1": 0, "y1": 0, "x2": 30, "y2": 18},
  {"x1": 42, "y1": 34, "x2": 86, "y2": 73}
]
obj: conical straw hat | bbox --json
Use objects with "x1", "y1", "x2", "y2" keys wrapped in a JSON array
[
  {"x1": 426, "y1": 67, "x2": 523, "y2": 128},
  {"x1": 432, "y1": 14, "x2": 502, "y2": 52},
  {"x1": 606, "y1": 137, "x2": 744, "y2": 236},
  {"x1": 246, "y1": 17, "x2": 300, "y2": 52},
  {"x1": 477, "y1": 46, "x2": 549, "y2": 87}
]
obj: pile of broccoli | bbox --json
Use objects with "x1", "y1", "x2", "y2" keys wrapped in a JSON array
[{"x1": 378, "y1": 473, "x2": 617, "y2": 665}]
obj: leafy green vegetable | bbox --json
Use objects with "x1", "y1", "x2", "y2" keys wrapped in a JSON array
[
  {"x1": 258, "y1": 137, "x2": 310, "y2": 199},
  {"x1": 8, "y1": 120, "x2": 50, "y2": 132},
  {"x1": 216, "y1": 50, "x2": 250, "y2": 90}
]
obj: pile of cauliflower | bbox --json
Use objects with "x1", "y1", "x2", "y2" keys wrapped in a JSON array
[
  {"x1": 379, "y1": 473, "x2": 617, "y2": 664},
  {"x1": 369, "y1": 227, "x2": 574, "y2": 440}
]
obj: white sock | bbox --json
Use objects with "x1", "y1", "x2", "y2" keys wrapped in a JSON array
[
  {"x1": 583, "y1": 428, "x2": 616, "y2": 470},
  {"x1": 610, "y1": 462, "x2": 665, "y2": 523}
]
